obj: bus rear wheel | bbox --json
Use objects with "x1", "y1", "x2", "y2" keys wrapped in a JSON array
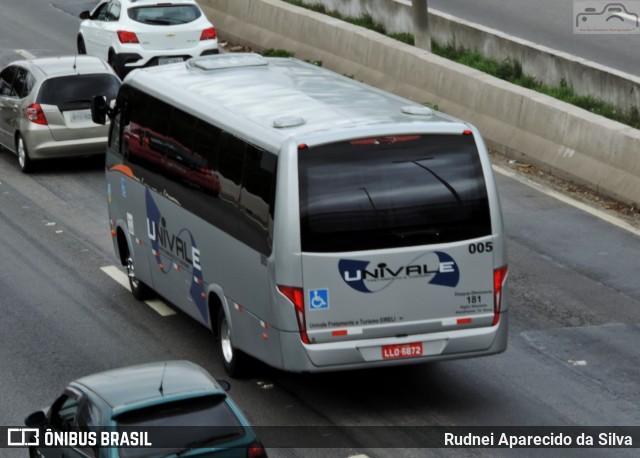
[{"x1": 217, "y1": 307, "x2": 248, "y2": 378}]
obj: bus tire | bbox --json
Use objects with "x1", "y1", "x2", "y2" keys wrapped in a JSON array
[
  {"x1": 126, "y1": 253, "x2": 151, "y2": 300},
  {"x1": 217, "y1": 307, "x2": 248, "y2": 378}
]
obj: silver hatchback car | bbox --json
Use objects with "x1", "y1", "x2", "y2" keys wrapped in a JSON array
[{"x1": 0, "y1": 55, "x2": 120, "y2": 172}]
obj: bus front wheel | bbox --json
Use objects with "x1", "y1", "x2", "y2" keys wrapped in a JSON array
[{"x1": 126, "y1": 254, "x2": 151, "y2": 300}]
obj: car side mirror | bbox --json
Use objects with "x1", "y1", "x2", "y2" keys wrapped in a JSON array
[
  {"x1": 25, "y1": 410, "x2": 47, "y2": 428},
  {"x1": 216, "y1": 379, "x2": 231, "y2": 392},
  {"x1": 79, "y1": 11, "x2": 90, "y2": 20},
  {"x1": 91, "y1": 95, "x2": 109, "y2": 125}
]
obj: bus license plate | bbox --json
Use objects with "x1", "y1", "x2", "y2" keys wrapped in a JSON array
[{"x1": 382, "y1": 342, "x2": 423, "y2": 360}]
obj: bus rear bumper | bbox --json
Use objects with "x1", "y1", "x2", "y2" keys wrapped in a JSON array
[{"x1": 278, "y1": 312, "x2": 508, "y2": 372}]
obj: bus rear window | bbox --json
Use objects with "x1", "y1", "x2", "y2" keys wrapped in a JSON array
[{"x1": 298, "y1": 134, "x2": 491, "y2": 252}]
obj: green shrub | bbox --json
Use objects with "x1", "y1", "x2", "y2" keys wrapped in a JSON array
[
  {"x1": 281, "y1": 1, "x2": 640, "y2": 129},
  {"x1": 261, "y1": 48, "x2": 295, "y2": 58}
]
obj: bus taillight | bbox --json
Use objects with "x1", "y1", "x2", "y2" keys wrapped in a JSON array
[
  {"x1": 493, "y1": 265, "x2": 508, "y2": 326},
  {"x1": 277, "y1": 285, "x2": 309, "y2": 344}
]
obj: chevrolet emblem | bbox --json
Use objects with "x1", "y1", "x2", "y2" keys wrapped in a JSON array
[{"x1": 166, "y1": 33, "x2": 175, "y2": 37}]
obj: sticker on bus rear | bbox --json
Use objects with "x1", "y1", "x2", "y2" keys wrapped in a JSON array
[
  {"x1": 338, "y1": 251, "x2": 459, "y2": 293},
  {"x1": 308, "y1": 289, "x2": 329, "y2": 310}
]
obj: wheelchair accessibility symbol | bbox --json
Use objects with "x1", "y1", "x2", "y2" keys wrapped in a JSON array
[{"x1": 309, "y1": 289, "x2": 329, "y2": 310}]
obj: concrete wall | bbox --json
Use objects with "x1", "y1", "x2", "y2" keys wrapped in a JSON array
[
  {"x1": 200, "y1": 0, "x2": 640, "y2": 207},
  {"x1": 284, "y1": 0, "x2": 640, "y2": 113}
]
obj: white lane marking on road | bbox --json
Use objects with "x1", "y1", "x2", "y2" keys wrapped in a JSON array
[
  {"x1": 100, "y1": 265, "x2": 176, "y2": 316},
  {"x1": 493, "y1": 164, "x2": 640, "y2": 238},
  {"x1": 101, "y1": 265, "x2": 130, "y2": 289},
  {"x1": 144, "y1": 299, "x2": 176, "y2": 317},
  {"x1": 15, "y1": 49, "x2": 36, "y2": 59}
]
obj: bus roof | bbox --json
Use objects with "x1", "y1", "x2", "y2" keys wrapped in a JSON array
[{"x1": 125, "y1": 53, "x2": 469, "y2": 151}]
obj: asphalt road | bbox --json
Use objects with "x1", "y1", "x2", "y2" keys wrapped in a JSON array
[
  {"x1": 429, "y1": 0, "x2": 640, "y2": 76},
  {"x1": 1, "y1": 1, "x2": 640, "y2": 457}
]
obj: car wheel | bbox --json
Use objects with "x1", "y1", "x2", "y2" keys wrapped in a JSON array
[
  {"x1": 77, "y1": 36, "x2": 87, "y2": 55},
  {"x1": 108, "y1": 51, "x2": 126, "y2": 79},
  {"x1": 108, "y1": 51, "x2": 116, "y2": 68},
  {"x1": 217, "y1": 307, "x2": 248, "y2": 378},
  {"x1": 16, "y1": 134, "x2": 33, "y2": 173},
  {"x1": 126, "y1": 253, "x2": 151, "y2": 300}
]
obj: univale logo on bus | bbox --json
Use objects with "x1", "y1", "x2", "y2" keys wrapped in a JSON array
[
  {"x1": 144, "y1": 189, "x2": 207, "y2": 319},
  {"x1": 146, "y1": 217, "x2": 201, "y2": 271},
  {"x1": 338, "y1": 252, "x2": 460, "y2": 293}
]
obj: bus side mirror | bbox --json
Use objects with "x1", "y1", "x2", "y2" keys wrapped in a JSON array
[
  {"x1": 91, "y1": 96, "x2": 109, "y2": 125},
  {"x1": 79, "y1": 11, "x2": 90, "y2": 20}
]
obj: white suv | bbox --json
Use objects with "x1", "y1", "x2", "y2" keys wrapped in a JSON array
[{"x1": 77, "y1": 0, "x2": 218, "y2": 78}]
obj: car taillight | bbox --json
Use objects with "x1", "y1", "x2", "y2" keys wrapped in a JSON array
[
  {"x1": 25, "y1": 104, "x2": 47, "y2": 125},
  {"x1": 277, "y1": 285, "x2": 309, "y2": 344},
  {"x1": 246, "y1": 440, "x2": 268, "y2": 458},
  {"x1": 493, "y1": 265, "x2": 508, "y2": 326},
  {"x1": 117, "y1": 30, "x2": 139, "y2": 44},
  {"x1": 200, "y1": 27, "x2": 217, "y2": 40}
]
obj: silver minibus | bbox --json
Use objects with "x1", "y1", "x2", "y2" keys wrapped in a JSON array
[{"x1": 98, "y1": 53, "x2": 508, "y2": 375}]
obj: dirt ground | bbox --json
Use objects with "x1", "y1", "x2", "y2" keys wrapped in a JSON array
[{"x1": 489, "y1": 150, "x2": 640, "y2": 231}]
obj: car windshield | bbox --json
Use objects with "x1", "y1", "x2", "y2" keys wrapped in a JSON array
[
  {"x1": 115, "y1": 395, "x2": 245, "y2": 458},
  {"x1": 128, "y1": 5, "x2": 202, "y2": 25},
  {"x1": 37, "y1": 74, "x2": 120, "y2": 111}
]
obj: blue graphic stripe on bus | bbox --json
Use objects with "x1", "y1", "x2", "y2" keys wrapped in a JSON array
[
  {"x1": 145, "y1": 189, "x2": 207, "y2": 320},
  {"x1": 145, "y1": 189, "x2": 167, "y2": 271},
  {"x1": 339, "y1": 252, "x2": 460, "y2": 293},
  {"x1": 185, "y1": 228, "x2": 206, "y2": 320},
  {"x1": 428, "y1": 252, "x2": 460, "y2": 287}
]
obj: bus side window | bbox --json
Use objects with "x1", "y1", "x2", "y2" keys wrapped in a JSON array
[
  {"x1": 240, "y1": 146, "x2": 277, "y2": 254},
  {"x1": 193, "y1": 120, "x2": 220, "y2": 170},
  {"x1": 217, "y1": 131, "x2": 246, "y2": 203},
  {"x1": 164, "y1": 107, "x2": 197, "y2": 185},
  {"x1": 168, "y1": 107, "x2": 196, "y2": 159},
  {"x1": 241, "y1": 147, "x2": 276, "y2": 221}
]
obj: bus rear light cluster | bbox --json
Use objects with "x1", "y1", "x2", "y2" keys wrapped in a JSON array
[
  {"x1": 277, "y1": 285, "x2": 309, "y2": 344},
  {"x1": 493, "y1": 265, "x2": 508, "y2": 326}
]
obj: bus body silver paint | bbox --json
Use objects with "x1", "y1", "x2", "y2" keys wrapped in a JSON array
[{"x1": 105, "y1": 54, "x2": 508, "y2": 373}]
